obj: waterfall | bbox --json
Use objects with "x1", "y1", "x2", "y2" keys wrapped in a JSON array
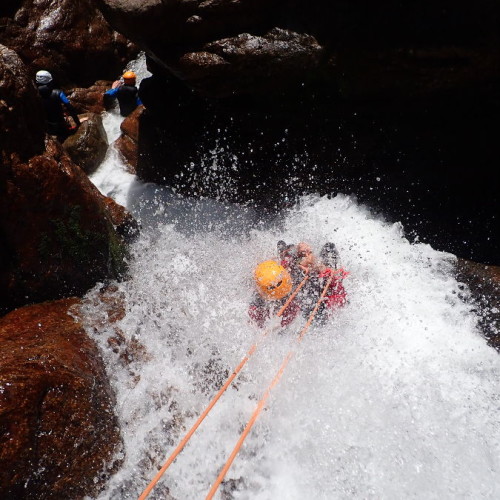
[{"x1": 82, "y1": 60, "x2": 500, "y2": 500}]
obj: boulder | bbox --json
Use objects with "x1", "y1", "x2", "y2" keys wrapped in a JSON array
[
  {"x1": 0, "y1": 45, "x2": 45, "y2": 162},
  {"x1": 63, "y1": 112, "x2": 109, "y2": 175},
  {"x1": 0, "y1": 298, "x2": 122, "y2": 498},
  {"x1": 67, "y1": 80, "x2": 113, "y2": 115},
  {"x1": 0, "y1": 0, "x2": 138, "y2": 87},
  {"x1": 0, "y1": 138, "x2": 137, "y2": 315},
  {"x1": 102, "y1": 195, "x2": 141, "y2": 243},
  {"x1": 96, "y1": 0, "x2": 500, "y2": 101},
  {"x1": 177, "y1": 28, "x2": 324, "y2": 96},
  {"x1": 114, "y1": 105, "x2": 144, "y2": 173},
  {"x1": 114, "y1": 134, "x2": 138, "y2": 174}
]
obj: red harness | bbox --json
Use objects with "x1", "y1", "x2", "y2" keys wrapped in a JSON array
[{"x1": 318, "y1": 268, "x2": 349, "y2": 309}]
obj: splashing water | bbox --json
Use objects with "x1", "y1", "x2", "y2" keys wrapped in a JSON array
[{"x1": 83, "y1": 84, "x2": 500, "y2": 500}]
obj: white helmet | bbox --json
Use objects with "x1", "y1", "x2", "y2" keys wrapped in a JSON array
[{"x1": 36, "y1": 70, "x2": 53, "y2": 85}]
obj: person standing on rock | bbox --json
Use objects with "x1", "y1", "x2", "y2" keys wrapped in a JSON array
[
  {"x1": 35, "y1": 70, "x2": 81, "y2": 142},
  {"x1": 103, "y1": 71, "x2": 142, "y2": 117}
]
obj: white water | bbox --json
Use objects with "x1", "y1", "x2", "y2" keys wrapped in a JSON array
[{"x1": 83, "y1": 78, "x2": 500, "y2": 500}]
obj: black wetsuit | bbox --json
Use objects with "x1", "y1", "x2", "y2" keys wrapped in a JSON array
[
  {"x1": 37, "y1": 84, "x2": 80, "y2": 140},
  {"x1": 104, "y1": 84, "x2": 142, "y2": 117}
]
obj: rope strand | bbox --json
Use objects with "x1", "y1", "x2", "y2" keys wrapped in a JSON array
[
  {"x1": 137, "y1": 275, "x2": 309, "y2": 500},
  {"x1": 205, "y1": 275, "x2": 334, "y2": 500}
]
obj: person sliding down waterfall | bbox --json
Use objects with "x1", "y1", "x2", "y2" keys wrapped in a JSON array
[
  {"x1": 103, "y1": 71, "x2": 142, "y2": 117},
  {"x1": 248, "y1": 241, "x2": 348, "y2": 329},
  {"x1": 248, "y1": 260, "x2": 301, "y2": 329}
]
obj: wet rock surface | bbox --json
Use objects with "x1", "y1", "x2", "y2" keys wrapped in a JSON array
[
  {"x1": 176, "y1": 27, "x2": 324, "y2": 96},
  {"x1": 0, "y1": 45, "x2": 138, "y2": 316},
  {"x1": 67, "y1": 81, "x2": 112, "y2": 115},
  {"x1": 97, "y1": 0, "x2": 500, "y2": 101},
  {"x1": 0, "y1": 137, "x2": 136, "y2": 315},
  {"x1": 2, "y1": 141, "x2": 109, "y2": 311},
  {"x1": 102, "y1": 195, "x2": 141, "y2": 243},
  {"x1": 114, "y1": 105, "x2": 144, "y2": 173},
  {"x1": 63, "y1": 112, "x2": 109, "y2": 175},
  {"x1": 0, "y1": 45, "x2": 45, "y2": 161},
  {"x1": 0, "y1": 0, "x2": 138, "y2": 87},
  {"x1": 0, "y1": 298, "x2": 122, "y2": 499}
]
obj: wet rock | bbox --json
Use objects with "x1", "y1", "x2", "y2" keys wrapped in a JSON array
[
  {"x1": 67, "y1": 80, "x2": 112, "y2": 115},
  {"x1": 178, "y1": 28, "x2": 324, "y2": 96},
  {"x1": 0, "y1": 44, "x2": 45, "y2": 162},
  {"x1": 102, "y1": 195, "x2": 141, "y2": 243},
  {"x1": 96, "y1": 0, "x2": 500, "y2": 100},
  {"x1": 114, "y1": 134, "x2": 138, "y2": 174},
  {"x1": 62, "y1": 112, "x2": 109, "y2": 175},
  {"x1": 114, "y1": 105, "x2": 144, "y2": 173},
  {"x1": 119, "y1": 104, "x2": 142, "y2": 143},
  {"x1": 0, "y1": 298, "x2": 122, "y2": 499},
  {"x1": 0, "y1": 138, "x2": 135, "y2": 315},
  {"x1": 455, "y1": 259, "x2": 500, "y2": 350},
  {"x1": 0, "y1": 0, "x2": 138, "y2": 87}
]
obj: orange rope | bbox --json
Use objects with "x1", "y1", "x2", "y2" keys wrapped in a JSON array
[
  {"x1": 205, "y1": 275, "x2": 334, "y2": 500},
  {"x1": 276, "y1": 273, "x2": 309, "y2": 317},
  {"x1": 138, "y1": 275, "x2": 309, "y2": 500}
]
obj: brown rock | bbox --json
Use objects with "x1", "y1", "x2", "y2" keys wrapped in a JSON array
[
  {"x1": 0, "y1": 138, "x2": 133, "y2": 315},
  {"x1": 0, "y1": 298, "x2": 122, "y2": 499},
  {"x1": 62, "y1": 112, "x2": 109, "y2": 175},
  {"x1": 0, "y1": 44, "x2": 45, "y2": 162},
  {"x1": 114, "y1": 105, "x2": 144, "y2": 172},
  {"x1": 178, "y1": 28, "x2": 324, "y2": 96},
  {"x1": 67, "y1": 81, "x2": 113, "y2": 115},
  {"x1": 120, "y1": 105, "x2": 142, "y2": 143},
  {"x1": 102, "y1": 195, "x2": 141, "y2": 242},
  {"x1": 114, "y1": 134, "x2": 138, "y2": 174},
  {"x1": 0, "y1": 0, "x2": 138, "y2": 87}
]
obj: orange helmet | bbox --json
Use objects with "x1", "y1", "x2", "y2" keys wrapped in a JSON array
[
  {"x1": 122, "y1": 71, "x2": 136, "y2": 83},
  {"x1": 254, "y1": 260, "x2": 292, "y2": 300}
]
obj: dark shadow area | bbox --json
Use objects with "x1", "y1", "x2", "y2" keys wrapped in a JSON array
[{"x1": 136, "y1": 64, "x2": 499, "y2": 265}]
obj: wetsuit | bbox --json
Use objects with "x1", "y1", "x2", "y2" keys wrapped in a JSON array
[
  {"x1": 103, "y1": 84, "x2": 142, "y2": 117},
  {"x1": 37, "y1": 84, "x2": 80, "y2": 140}
]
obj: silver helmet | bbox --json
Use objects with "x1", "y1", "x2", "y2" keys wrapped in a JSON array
[{"x1": 35, "y1": 70, "x2": 53, "y2": 85}]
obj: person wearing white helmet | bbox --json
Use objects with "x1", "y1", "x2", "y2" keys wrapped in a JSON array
[
  {"x1": 35, "y1": 70, "x2": 81, "y2": 141},
  {"x1": 35, "y1": 70, "x2": 53, "y2": 85}
]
